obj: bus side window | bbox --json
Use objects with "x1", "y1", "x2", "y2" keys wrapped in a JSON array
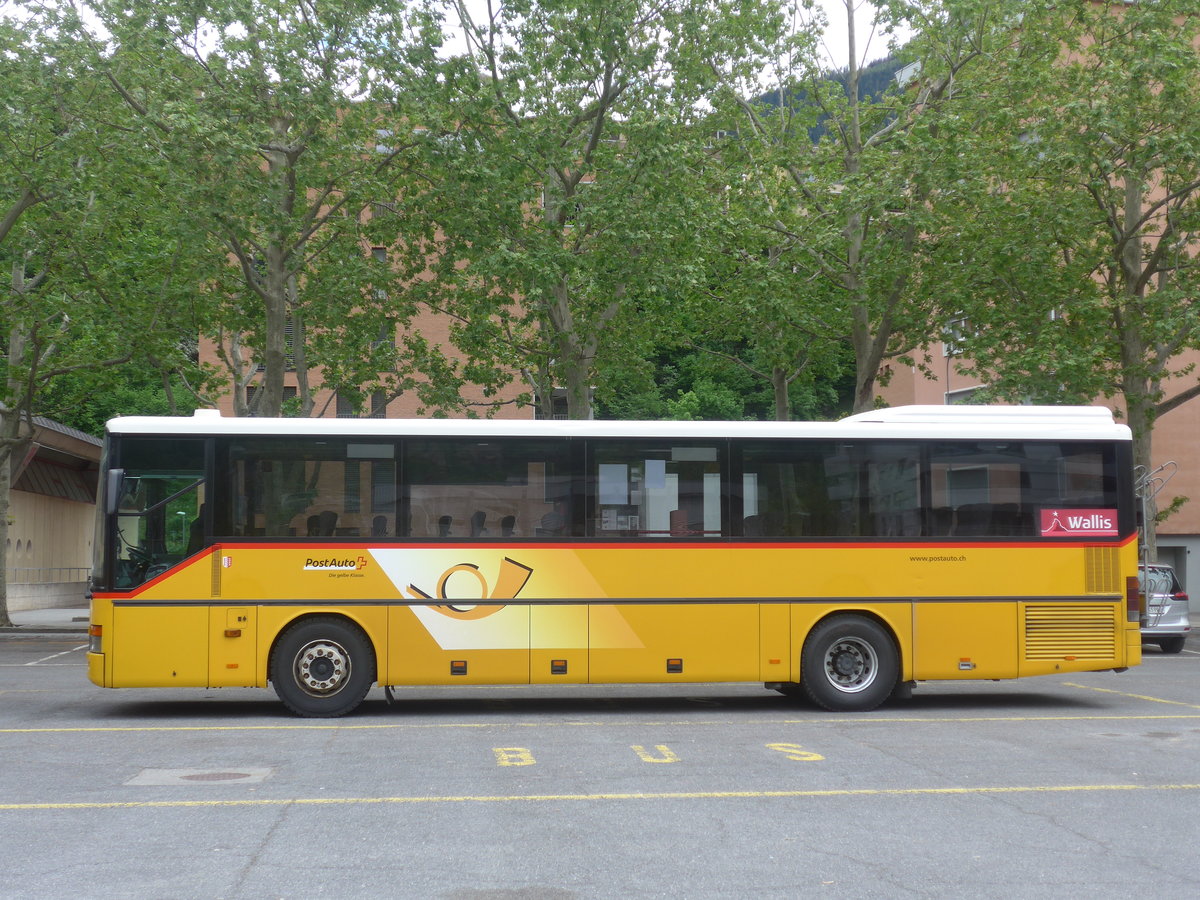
[
  {"x1": 226, "y1": 439, "x2": 396, "y2": 540},
  {"x1": 590, "y1": 441, "x2": 724, "y2": 538},
  {"x1": 405, "y1": 438, "x2": 575, "y2": 539}
]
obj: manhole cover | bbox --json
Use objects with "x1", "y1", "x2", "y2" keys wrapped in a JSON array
[{"x1": 126, "y1": 767, "x2": 274, "y2": 786}]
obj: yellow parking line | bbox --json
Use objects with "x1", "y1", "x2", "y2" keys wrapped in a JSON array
[
  {"x1": 1062, "y1": 682, "x2": 1200, "y2": 709},
  {"x1": 3, "y1": 782, "x2": 1199, "y2": 811}
]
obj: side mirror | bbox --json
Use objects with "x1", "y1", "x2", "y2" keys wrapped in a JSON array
[{"x1": 105, "y1": 468, "x2": 125, "y2": 516}]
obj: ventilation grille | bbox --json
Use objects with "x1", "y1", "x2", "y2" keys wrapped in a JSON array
[
  {"x1": 211, "y1": 548, "x2": 222, "y2": 599},
  {"x1": 1025, "y1": 604, "x2": 1117, "y2": 659},
  {"x1": 1084, "y1": 546, "x2": 1120, "y2": 594}
]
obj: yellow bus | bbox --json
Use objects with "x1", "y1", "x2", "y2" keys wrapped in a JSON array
[{"x1": 87, "y1": 405, "x2": 1142, "y2": 716}]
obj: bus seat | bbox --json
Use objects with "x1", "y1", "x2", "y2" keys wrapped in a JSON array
[
  {"x1": 930, "y1": 507, "x2": 955, "y2": 535},
  {"x1": 954, "y1": 504, "x2": 992, "y2": 535},
  {"x1": 989, "y1": 503, "x2": 1021, "y2": 535},
  {"x1": 470, "y1": 510, "x2": 488, "y2": 536}
]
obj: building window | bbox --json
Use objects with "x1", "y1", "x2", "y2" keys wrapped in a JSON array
[
  {"x1": 943, "y1": 315, "x2": 973, "y2": 357},
  {"x1": 245, "y1": 385, "x2": 297, "y2": 413},
  {"x1": 369, "y1": 391, "x2": 387, "y2": 418},
  {"x1": 945, "y1": 386, "x2": 981, "y2": 405},
  {"x1": 535, "y1": 389, "x2": 570, "y2": 420},
  {"x1": 371, "y1": 321, "x2": 394, "y2": 350},
  {"x1": 254, "y1": 317, "x2": 297, "y2": 372}
]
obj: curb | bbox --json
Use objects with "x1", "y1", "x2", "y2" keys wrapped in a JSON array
[{"x1": 0, "y1": 626, "x2": 89, "y2": 635}]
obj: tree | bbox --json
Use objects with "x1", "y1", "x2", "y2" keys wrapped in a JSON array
[
  {"x1": 0, "y1": 5, "x2": 203, "y2": 625},
  {"x1": 705, "y1": 0, "x2": 1026, "y2": 415},
  {"x1": 391, "y1": 0, "x2": 780, "y2": 420},
  {"x1": 40, "y1": 365, "x2": 202, "y2": 436},
  {"x1": 91, "y1": 0, "x2": 457, "y2": 419},
  {"x1": 679, "y1": 135, "x2": 858, "y2": 420},
  {"x1": 594, "y1": 339, "x2": 853, "y2": 420},
  {"x1": 926, "y1": 0, "x2": 1200, "y2": 558}
]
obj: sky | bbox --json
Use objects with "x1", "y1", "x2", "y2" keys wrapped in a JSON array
[
  {"x1": 810, "y1": 0, "x2": 913, "y2": 70},
  {"x1": 447, "y1": 1, "x2": 910, "y2": 73}
]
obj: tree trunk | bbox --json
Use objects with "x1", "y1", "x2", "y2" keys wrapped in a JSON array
[
  {"x1": 547, "y1": 280, "x2": 598, "y2": 421},
  {"x1": 1117, "y1": 169, "x2": 1156, "y2": 561},
  {"x1": 772, "y1": 367, "x2": 791, "y2": 421},
  {"x1": 562, "y1": 355, "x2": 593, "y2": 420},
  {"x1": 0, "y1": 404, "x2": 30, "y2": 628},
  {"x1": 291, "y1": 302, "x2": 314, "y2": 417},
  {"x1": 0, "y1": 303, "x2": 29, "y2": 627},
  {"x1": 1126, "y1": 386, "x2": 1157, "y2": 563},
  {"x1": 0, "y1": 438, "x2": 12, "y2": 627},
  {"x1": 259, "y1": 244, "x2": 289, "y2": 417}
]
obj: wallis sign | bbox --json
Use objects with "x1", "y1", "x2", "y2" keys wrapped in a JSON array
[{"x1": 1039, "y1": 509, "x2": 1118, "y2": 538}]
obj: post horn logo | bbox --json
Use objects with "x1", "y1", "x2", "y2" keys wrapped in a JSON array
[{"x1": 407, "y1": 557, "x2": 533, "y2": 620}]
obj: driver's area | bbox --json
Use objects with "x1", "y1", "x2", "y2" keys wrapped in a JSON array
[{"x1": 107, "y1": 438, "x2": 205, "y2": 590}]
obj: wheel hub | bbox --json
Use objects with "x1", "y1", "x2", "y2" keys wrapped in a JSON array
[
  {"x1": 824, "y1": 638, "x2": 877, "y2": 692},
  {"x1": 295, "y1": 640, "x2": 350, "y2": 696},
  {"x1": 832, "y1": 649, "x2": 860, "y2": 677}
]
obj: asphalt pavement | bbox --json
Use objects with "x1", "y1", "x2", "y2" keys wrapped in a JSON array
[{"x1": 3, "y1": 610, "x2": 1200, "y2": 898}]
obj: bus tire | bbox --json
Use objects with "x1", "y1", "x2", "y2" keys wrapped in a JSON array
[
  {"x1": 269, "y1": 616, "x2": 376, "y2": 718},
  {"x1": 801, "y1": 615, "x2": 898, "y2": 712}
]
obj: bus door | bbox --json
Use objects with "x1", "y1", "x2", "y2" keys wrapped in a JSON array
[{"x1": 585, "y1": 441, "x2": 761, "y2": 682}]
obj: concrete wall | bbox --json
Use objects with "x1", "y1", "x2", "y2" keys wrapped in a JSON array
[
  {"x1": 6, "y1": 581, "x2": 89, "y2": 613},
  {"x1": 6, "y1": 490, "x2": 94, "y2": 612}
]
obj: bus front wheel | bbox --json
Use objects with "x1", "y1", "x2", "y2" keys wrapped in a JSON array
[
  {"x1": 269, "y1": 617, "x2": 376, "y2": 717},
  {"x1": 801, "y1": 615, "x2": 898, "y2": 712}
]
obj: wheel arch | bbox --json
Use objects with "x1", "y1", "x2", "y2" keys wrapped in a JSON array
[
  {"x1": 799, "y1": 607, "x2": 908, "y2": 678},
  {"x1": 263, "y1": 610, "x2": 382, "y2": 687},
  {"x1": 796, "y1": 608, "x2": 907, "y2": 712}
]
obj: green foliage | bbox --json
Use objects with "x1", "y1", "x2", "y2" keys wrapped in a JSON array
[
  {"x1": 40, "y1": 368, "x2": 200, "y2": 437},
  {"x1": 926, "y1": 0, "x2": 1200, "y2": 450},
  {"x1": 393, "y1": 0, "x2": 785, "y2": 419},
  {"x1": 697, "y1": 0, "x2": 1018, "y2": 414},
  {"x1": 90, "y1": 0, "x2": 459, "y2": 417},
  {"x1": 594, "y1": 341, "x2": 854, "y2": 421},
  {"x1": 2, "y1": 3, "x2": 208, "y2": 423},
  {"x1": 0, "y1": 3, "x2": 215, "y2": 622}
]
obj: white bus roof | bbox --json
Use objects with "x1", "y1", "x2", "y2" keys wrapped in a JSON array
[{"x1": 105, "y1": 406, "x2": 1130, "y2": 443}]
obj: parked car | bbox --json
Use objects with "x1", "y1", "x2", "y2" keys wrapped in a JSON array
[{"x1": 1139, "y1": 563, "x2": 1191, "y2": 654}]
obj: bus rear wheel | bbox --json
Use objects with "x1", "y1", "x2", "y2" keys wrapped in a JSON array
[
  {"x1": 801, "y1": 615, "x2": 898, "y2": 712},
  {"x1": 269, "y1": 617, "x2": 376, "y2": 717}
]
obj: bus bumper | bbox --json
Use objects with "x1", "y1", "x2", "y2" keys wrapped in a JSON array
[{"x1": 87, "y1": 652, "x2": 107, "y2": 687}]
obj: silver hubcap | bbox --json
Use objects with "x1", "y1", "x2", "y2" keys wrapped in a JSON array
[
  {"x1": 823, "y1": 637, "x2": 878, "y2": 694},
  {"x1": 294, "y1": 639, "x2": 351, "y2": 697}
]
